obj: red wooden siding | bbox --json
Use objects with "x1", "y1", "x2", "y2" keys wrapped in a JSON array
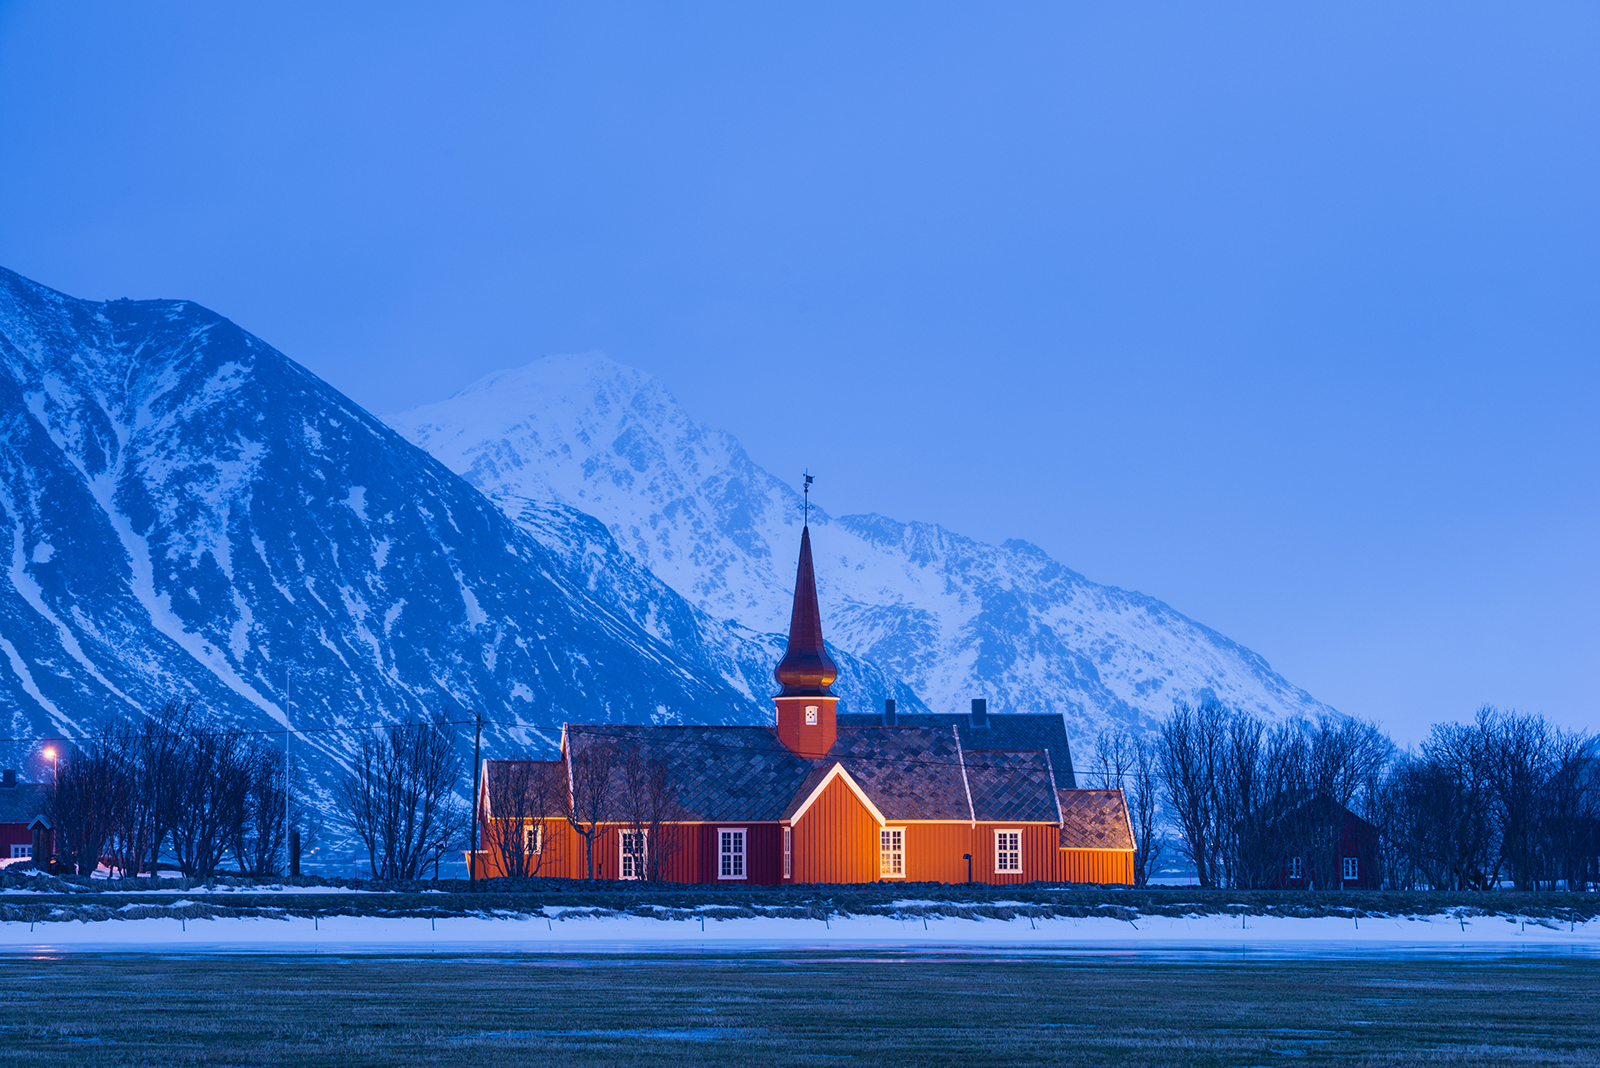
[
  {"x1": 968, "y1": 823, "x2": 1059, "y2": 884},
  {"x1": 478, "y1": 807, "x2": 1080, "y2": 885},
  {"x1": 475, "y1": 819, "x2": 788, "y2": 884},
  {"x1": 789, "y1": 775, "x2": 879, "y2": 884},
  {"x1": 1059, "y1": 848, "x2": 1134, "y2": 885},
  {"x1": 899, "y1": 823, "x2": 977, "y2": 883}
]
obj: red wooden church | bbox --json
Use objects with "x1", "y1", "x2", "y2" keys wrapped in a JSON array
[{"x1": 473, "y1": 525, "x2": 1136, "y2": 885}]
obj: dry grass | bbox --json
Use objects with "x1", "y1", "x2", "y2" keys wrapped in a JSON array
[{"x1": 0, "y1": 952, "x2": 1593, "y2": 1066}]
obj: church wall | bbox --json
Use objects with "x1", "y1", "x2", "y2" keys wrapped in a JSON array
[
  {"x1": 900, "y1": 822, "x2": 976, "y2": 883},
  {"x1": 790, "y1": 775, "x2": 879, "y2": 884},
  {"x1": 968, "y1": 822, "x2": 1061, "y2": 884}
]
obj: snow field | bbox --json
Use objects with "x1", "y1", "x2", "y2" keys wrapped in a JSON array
[{"x1": 1, "y1": 908, "x2": 1595, "y2": 953}]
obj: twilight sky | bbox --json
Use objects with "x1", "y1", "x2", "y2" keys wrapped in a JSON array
[{"x1": 1, "y1": 2, "x2": 1595, "y2": 744}]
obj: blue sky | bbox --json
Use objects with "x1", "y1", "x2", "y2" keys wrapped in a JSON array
[{"x1": 1, "y1": 2, "x2": 1595, "y2": 743}]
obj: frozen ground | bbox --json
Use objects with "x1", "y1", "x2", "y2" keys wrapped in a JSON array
[{"x1": 1, "y1": 908, "x2": 1596, "y2": 956}]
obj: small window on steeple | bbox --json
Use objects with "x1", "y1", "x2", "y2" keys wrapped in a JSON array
[{"x1": 805, "y1": 705, "x2": 819, "y2": 725}]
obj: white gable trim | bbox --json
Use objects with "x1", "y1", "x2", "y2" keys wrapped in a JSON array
[
  {"x1": 788, "y1": 764, "x2": 886, "y2": 826},
  {"x1": 952, "y1": 725, "x2": 976, "y2": 827},
  {"x1": 481, "y1": 759, "x2": 494, "y2": 821},
  {"x1": 1043, "y1": 750, "x2": 1065, "y2": 826}
]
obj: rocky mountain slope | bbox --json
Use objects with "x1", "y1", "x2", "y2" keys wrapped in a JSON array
[
  {"x1": 1, "y1": 270, "x2": 905, "y2": 803},
  {"x1": 390, "y1": 353, "x2": 1337, "y2": 743}
]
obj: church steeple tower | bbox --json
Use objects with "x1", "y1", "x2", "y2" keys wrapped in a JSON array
[{"x1": 774, "y1": 524, "x2": 839, "y2": 758}]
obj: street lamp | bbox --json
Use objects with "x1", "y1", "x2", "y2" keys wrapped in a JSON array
[{"x1": 42, "y1": 746, "x2": 57, "y2": 786}]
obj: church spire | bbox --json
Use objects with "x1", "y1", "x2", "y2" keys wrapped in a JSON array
[
  {"x1": 774, "y1": 524, "x2": 837, "y2": 697},
  {"x1": 773, "y1": 522, "x2": 839, "y2": 759}
]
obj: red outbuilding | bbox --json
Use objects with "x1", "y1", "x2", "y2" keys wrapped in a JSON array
[
  {"x1": 0, "y1": 770, "x2": 49, "y2": 866},
  {"x1": 1262, "y1": 793, "x2": 1380, "y2": 890}
]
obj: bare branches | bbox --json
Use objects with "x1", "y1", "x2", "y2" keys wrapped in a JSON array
[
  {"x1": 565, "y1": 733, "x2": 615, "y2": 880},
  {"x1": 49, "y1": 726, "x2": 131, "y2": 876},
  {"x1": 1093, "y1": 727, "x2": 1164, "y2": 887},
  {"x1": 338, "y1": 713, "x2": 464, "y2": 882},
  {"x1": 483, "y1": 761, "x2": 560, "y2": 878},
  {"x1": 1156, "y1": 700, "x2": 1226, "y2": 887}
]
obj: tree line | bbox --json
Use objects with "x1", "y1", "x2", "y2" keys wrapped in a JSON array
[
  {"x1": 49, "y1": 702, "x2": 314, "y2": 878},
  {"x1": 1092, "y1": 702, "x2": 1599, "y2": 891},
  {"x1": 44, "y1": 698, "x2": 1596, "y2": 891}
]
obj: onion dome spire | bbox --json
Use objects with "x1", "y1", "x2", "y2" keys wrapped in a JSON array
[{"x1": 774, "y1": 525, "x2": 837, "y2": 697}]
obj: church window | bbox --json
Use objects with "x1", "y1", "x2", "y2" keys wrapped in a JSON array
[
  {"x1": 995, "y1": 830, "x2": 1022, "y2": 873},
  {"x1": 783, "y1": 827, "x2": 792, "y2": 879},
  {"x1": 880, "y1": 827, "x2": 905, "y2": 878},
  {"x1": 805, "y1": 705, "x2": 819, "y2": 725},
  {"x1": 525, "y1": 824, "x2": 543, "y2": 855},
  {"x1": 719, "y1": 828, "x2": 747, "y2": 879},
  {"x1": 619, "y1": 831, "x2": 647, "y2": 880}
]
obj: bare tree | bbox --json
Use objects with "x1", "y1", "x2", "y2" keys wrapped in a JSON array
[
  {"x1": 483, "y1": 761, "x2": 561, "y2": 878},
  {"x1": 565, "y1": 732, "x2": 616, "y2": 880},
  {"x1": 118, "y1": 702, "x2": 191, "y2": 877},
  {"x1": 1128, "y1": 735, "x2": 1165, "y2": 887},
  {"x1": 339, "y1": 713, "x2": 463, "y2": 882},
  {"x1": 611, "y1": 739, "x2": 681, "y2": 883},
  {"x1": 1092, "y1": 730, "x2": 1135, "y2": 791},
  {"x1": 644, "y1": 747, "x2": 680, "y2": 882},
  {"x1": 1545, "y1": 736, "x2": 1599, "y2": 892},
  {"x1": 170, "y1": 728, "x2": 254, "y2": 879},
  {"x1": 1093, "y1": 728, "x2": 1165, "y2": 887},
  {"x1": 1410, "y1": 723, "x2": 1498, "y2": 890},
  {"x1": 617, "y1": 741, "x2": 650, "y2": 882},
  {"x1": 49, "y1": 728, "x2": 131, "y2": 877},
  {"x1": 233, "y1": 740, "x2": 288, "y2": 877},
  {"x1": 1474, "y1": 706, "x2": 1556, "y2": 890},
  {"x1": 1157, "y1": 700, "x2": 1226, "y2": 887}
]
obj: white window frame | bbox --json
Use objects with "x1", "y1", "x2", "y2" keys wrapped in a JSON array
[
  {"x1": 619, "y1": 829, "x2": 648, "y2": 881},
  {"x1": 1289, "y1": 856, "x2": 1304, "y2": 881},
  {"x1": 783, "y1": 826, "x2": 792, "y2": 880},
  {"x1": 525, "y1": 823, "x2": 544, "y2": 856},
  {"x1": 1342, "y1": 856, "x2": 1358, "y2": 882},
  {"x1": 9, "y1": 845, "x2": 30, "y2": 859},
  {"x1": 804, "y1": 705, "x2": 819, "y2": 725},
  {"x1": 718, "y1": 827, "x2": 747, "y2": 880},
  {"x1": 994, "y1": 829, "x2": 1022, "y2": 874},
  {"x1": 880, "y1": 826, "x2": 906, "y2": 879}
]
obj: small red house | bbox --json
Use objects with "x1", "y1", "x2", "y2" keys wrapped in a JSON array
[
  {"x1": 474, "y1": 525, "x2": 1135, "y2": 886},
  {"x1": 1263, "y1": 794, "x2": 1380, "y2": 891},
  {"x1": 0, "y1": 771, "x2": 49, "y2": 866}
]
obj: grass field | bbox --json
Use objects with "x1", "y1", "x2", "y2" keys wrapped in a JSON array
[{"x1": 0, "y1": 952, "x2": 1594, "y2": 1066}]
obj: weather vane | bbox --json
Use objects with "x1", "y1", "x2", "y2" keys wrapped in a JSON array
[{"x1": 803, "y1": 471, "x2": 813, "y2": 526}]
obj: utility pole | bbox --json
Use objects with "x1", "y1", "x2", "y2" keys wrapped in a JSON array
[
  {"x1": 286, "y1": 667, "x2": 300, "y2": 877},
  {"x1": 470, "y1": 709, "x2": 483, "y2": 885}
]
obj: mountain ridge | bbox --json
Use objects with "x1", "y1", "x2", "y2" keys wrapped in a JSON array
[{"x1": 389, "y1": 352, "x2": 1336, "y2": 742}]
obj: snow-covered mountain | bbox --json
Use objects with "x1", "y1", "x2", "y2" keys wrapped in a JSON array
[
  {"x1": 390, "y1": 353, "x2": 1338, "y2": 741},
  {"x1": 1, "y1": 270, "x2": 900, "y2": 801}
]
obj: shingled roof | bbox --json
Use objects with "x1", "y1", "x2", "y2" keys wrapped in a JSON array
[
  {"x1": 1057, "y1": 789, "x2": 1135, "y2": 850},
  {"x1": 561, "y1": 725, "x2": 816, "y2": 822},
  {"x1": 0, "y1": 784, "x2": 48, "y2": 825},
  {"x1": 825, "y1": 727, "x2": 971, "y2": 822},
  {"x1": 837, "y1": 711, "x2": 1077, "y2": 787},
  {"x1": 513, "y1": 721, "x2": 1072, "y2": 830},
  {"x1": 966, "y1": 750, "x2": 1062, "y2": 823}
]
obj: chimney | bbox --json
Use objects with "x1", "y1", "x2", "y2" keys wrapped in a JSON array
[
  {"x1": 0, "y1": 769, "x2": 13, "y2": 787},
  {"x1": 882, "y1": 698, "x2": 897, "y2": 726},
  {"x1": 970, "y1": 698, "x2": 988, "y2": 728}
]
